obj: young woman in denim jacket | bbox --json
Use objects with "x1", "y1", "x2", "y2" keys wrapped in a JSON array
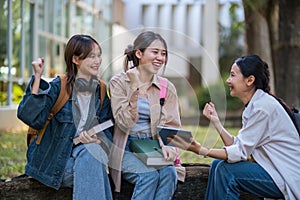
[
  {"x1": 17, "y1": 34, "x2": 113, "y2": 200},
  {"x1": 108, "y1": 31, "x2": 183, "y2": 199},
  {"x1": 170, "y1": 54, "x2": 300, "y2": 200}
]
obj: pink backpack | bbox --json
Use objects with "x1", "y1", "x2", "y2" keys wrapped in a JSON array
[{"x1": 158, "y1": 77, "x2": 181, "y2": 165}]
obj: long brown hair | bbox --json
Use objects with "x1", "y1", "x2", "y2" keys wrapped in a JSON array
[
  {"x1": 123, "y1": 31, "x2": 168, "y2": 73},
  {"x1": 235, "y1": 54, "x2": 299, "y2": 133},
  {"x1": 64, "y1": 34, "x2": 101, "y2": 94}
]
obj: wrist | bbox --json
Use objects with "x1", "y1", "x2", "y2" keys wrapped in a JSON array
[
  {"x1": 130, "y1": 86, "x2": 139, "y2": 91},
  {"x1": 34, "y1": 74, "x2": 42, "y2": 79},
  {"x1": 198, "y1": 146, "x2": 211, "y2": 157},
  {"x1": 214, "y1": 121, "x2": 223, "y2": 134}
]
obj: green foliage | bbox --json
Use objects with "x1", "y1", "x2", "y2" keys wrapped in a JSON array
[
  {"x1": 243, "y1": 0, "x2": 268, "y2": 10},
  {"x1": 196, "y1": 79, "x2": 243, "y2": 111},
  {"x1": 0, "y1": 83, "x2": 25, "y2": 105},
  {"x1": 13, "y1": 83, "x2": 24, "y2": 104},
  {"x1": 219, "y1": 2, "x2": 245, "y2": 75}
]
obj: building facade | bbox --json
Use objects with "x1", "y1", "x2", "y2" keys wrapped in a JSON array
[
  {"x1": 0, "y1": 0, "x2": 114, "y2": 106},
  {"x1": 1, "y1": 0, "x2": 227, "y2": 130}
]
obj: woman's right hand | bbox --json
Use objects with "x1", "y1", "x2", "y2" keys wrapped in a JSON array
[
  {"x1": 78, "y1": 130, "x2": 101, "y2": 145},
  {"x1": 31, "y1": 57, "x2": 44, "y2": 78},
  {"x1": 167, "y1": 135, "x2": 202, "y2": 155},
  {"x1": 203, "y1": 102, "x2": 220, "y2": 124},
  {"x1": 126, "y1": 67, "x2": 141, "y2": 90}
]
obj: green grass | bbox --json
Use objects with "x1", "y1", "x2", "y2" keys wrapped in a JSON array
[
  {"x1": 179, "y1": 126, "x2": 239, "y2": 164},
  {"x1": 0, "y1": 126, "x2": 239, "y2": 180},
  {"x1": 0, "y1": 131, "x2": 27, "y2": 180}
]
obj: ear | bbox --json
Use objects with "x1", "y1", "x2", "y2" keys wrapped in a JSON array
[
  {"x1": 135, "y1": 49, "x2": 143, "y2": 59},
  {"x1": 246, "y1": 75, "x2": 255, "y2": 86},
  {"x1": 72, "y1": 55, "x2": 80, "y2": 65}
]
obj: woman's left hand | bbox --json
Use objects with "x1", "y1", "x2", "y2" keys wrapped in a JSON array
[{"x1": 161, "y1": 145, "x2": 178, "y2": 161}]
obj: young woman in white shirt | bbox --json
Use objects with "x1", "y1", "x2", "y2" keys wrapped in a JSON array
[{"x1": 169, "y1": 54, "x2": 300, "y2": 200}]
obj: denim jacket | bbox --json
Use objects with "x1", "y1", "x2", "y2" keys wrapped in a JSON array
[{"x1": 17, "y1": 76, "x2": 113, "y2": 190}]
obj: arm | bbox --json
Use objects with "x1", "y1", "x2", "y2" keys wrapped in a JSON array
[
  {"x1": 31, "y1": 58, "x2": 44, "y2": 94},
  {"x1": 203, "y1": 102, "x2": 234, "y2": 146},
  {"x1": 17, "y1": 77, "x2": 59, "y2": 129},
  {"x1": 170, "y1": 107, "x2": 269, "y2": 162},
  {"x1": 17, "y1": 58, "x2": 59, "y2": 129},
  {"x1": 168, "y1": 136, "x2": 228, "y2": 160},
  {"x1": 109, "y1": 72, "x2": 139, "y2": 131}
]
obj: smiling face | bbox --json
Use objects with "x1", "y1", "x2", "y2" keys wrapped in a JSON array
[
  {"x1": 73, "y1": 43, "x2": 102, "y2": 80},
  {"x1": 135, "y1": 39, "x2": 167, "y2": 76},
  {"x1": 226, "y1": 63, "x2": 256, "y2": 104}
]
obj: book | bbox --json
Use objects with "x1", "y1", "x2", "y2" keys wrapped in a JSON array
[
  {"x1": 73, "y1": 119, "x2": 114, "y2": 145},
  {"x1": 157, "y1": 126, "x2": 192, "y2": 147},
  {"x1": 129, "y1": 139, "x2": 173, "y2": 166}
]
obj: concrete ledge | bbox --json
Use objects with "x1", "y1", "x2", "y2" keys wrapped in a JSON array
[
  {"x1": 0, "y1": 164, "x2": 262, "y2": 200},
  {"x1": 0, "y1": 106, "x2": 27, "y2": 132}
]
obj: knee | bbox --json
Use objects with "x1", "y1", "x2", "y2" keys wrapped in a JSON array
[
  {"x1": 139, "y1": 170, "x2": 160, "y2": 185},
  {"x1": 160, "y1": 166, "x2": 177, "y2": 184},
  {"x1": 210, "y1": 159, "x2": 224, "y2": 172},
  {"x1": 208, "y1": 159, "x2": 228, "y2": 180},
  {"x1": 210, "y1": 159, "x2": 223, "y2": 170},
  {"x1": 213, "y1": 159, "x2": 230, "y2": 177},
  {"x1": 166, "y1": 167, "x2": 177, "y2": 183},
  {"x1": 75, "y1": 147, "x2": 105, "y2": 167},
  {"x1": 82, "y1": 143, "x2": 109, "y2": 164}
]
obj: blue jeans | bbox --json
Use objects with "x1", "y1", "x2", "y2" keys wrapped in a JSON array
[
  {"x1": 205, "y1": 159, "x2": 283, "y2": 200},
  {"x1": 122, "y1": 151, "x2": 177, "y2": 200},
  {"x1": 62, "y1": 143, "x2": 112, "y2": 200}
]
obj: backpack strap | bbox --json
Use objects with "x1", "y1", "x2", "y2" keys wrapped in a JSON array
[
  {"x1": 98, "y1": 79, "x2": 107, "y2": 110},
  {"x1": 49, "y1": 75, "x2": 70, "y2": 116},
  {"x1": 158, "y1": 76, "x2": 168, "y2": 106},
  {"x1": 292, "y1": 108, "x2": 300, "y2": 135},
  {"x1": 27, "y1": 74, "x2": 70, "y2": 145},
  {"x1": 157, "y1": 76, "x2": 182, "y2": 165},
  {"x1": 28, "y1": 76, "x2": 107, "y2": 146}
]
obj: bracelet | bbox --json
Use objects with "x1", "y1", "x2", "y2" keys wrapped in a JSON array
[
  {"x1": 204, "y1": 148, "x2": 213, "y2": 158},
  {"x1": 199, "y1": 146, "x2": 211, "y2": 157}
]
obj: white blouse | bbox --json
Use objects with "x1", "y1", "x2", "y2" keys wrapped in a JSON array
[{"x1": 224, "y1": 89, "x2": 300, "y2": 200}]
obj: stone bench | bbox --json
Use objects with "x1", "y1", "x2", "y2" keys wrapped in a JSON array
[{"x1": 0, "y1": 164, "x2": 262, "y2": 200}]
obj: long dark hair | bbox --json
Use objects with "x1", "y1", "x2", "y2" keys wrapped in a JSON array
[
  {"x1": 235, "y1": 54, "x2": 299, "y2": 132},
  {"x1": 123, "y1": 31, "x2": 168, "y2": 73},
  {"x1": 64, "y1": 34, "x2": 101, "y2": 94}
]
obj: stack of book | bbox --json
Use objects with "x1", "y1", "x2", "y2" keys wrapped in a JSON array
[{"x1": 129, "y1": 139, "x2": 173, "y2": 166}]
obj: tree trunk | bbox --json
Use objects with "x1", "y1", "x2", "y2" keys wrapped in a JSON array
[
  {"x1": 273, "y1": 0, "x2": 300, "y2": 107},
  {"x1": 242, "y1": 0, "x2": 275, "y2": 92},
  {"x1": 243, "y1": 0, "x2": 300, "y2": 107},
  {"x1": 0, "y1": 164, "x2": 261, "y2": 200}
]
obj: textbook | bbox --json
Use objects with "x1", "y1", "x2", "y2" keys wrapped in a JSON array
[
  {"x1": 157, "y1": 126, "x2": 192, "y2": 146},
  {"x1": 129, "y1": 139, "x2": 173, "y2": 166},
  {"x1": 73, "y1": 119, "x2": 114, "y2": 145}
]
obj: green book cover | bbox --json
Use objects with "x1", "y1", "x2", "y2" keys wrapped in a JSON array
[{"x1": 129, "y1": 140, "x2": 173, "y2": 166}]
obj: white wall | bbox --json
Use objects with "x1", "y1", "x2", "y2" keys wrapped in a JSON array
[{"x1": 0, "y1": 106, "x2": 27, "y2": 132}]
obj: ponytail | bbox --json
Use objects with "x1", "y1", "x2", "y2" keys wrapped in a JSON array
[
  {"x1": 123, "y1": 44, "x2": 139, "y2": 72},
  {"x1": 236, "y1": 54, "x2": 299, "y2": 133}
]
